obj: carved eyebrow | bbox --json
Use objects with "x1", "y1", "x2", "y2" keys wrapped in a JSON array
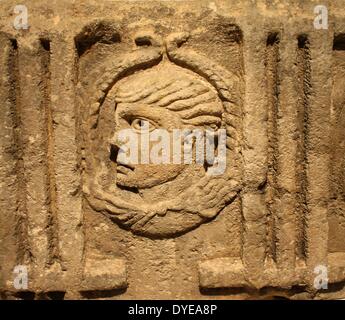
[
  {"x1": 116, "y1": 104, "x2": 165, "y2": 124},
  {"x1": 177, "y1": 102, "x2": 222, "y2": 119}
]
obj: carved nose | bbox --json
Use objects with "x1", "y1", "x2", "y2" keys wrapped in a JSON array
[{"x1": 109, "y1": 144, "x2": 119, "y2": 163}]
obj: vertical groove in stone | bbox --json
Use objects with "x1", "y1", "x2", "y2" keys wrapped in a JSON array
[
  {"x1": 39, "y1": 38, "x2": 60, "y2": 267},
  {"x1": 295, "y1": 35, "x2": 311, "y2": 262},
  {"x1": 0, "y1": 35, "x2": 21, "y2": 288},
  {"x1": 265, "y1": 32, "x2": 280, "y2": 264},
  {"x1": 8, "y1": 39, "x2": 30, "y2": 266}
]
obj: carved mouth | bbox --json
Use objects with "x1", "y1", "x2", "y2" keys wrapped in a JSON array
[{"x1": 117, "y1": 163, "x2": 135, "y2": 175}]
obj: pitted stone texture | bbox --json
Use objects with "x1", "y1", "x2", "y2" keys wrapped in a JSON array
[{"x1": 0, "y1": 0, "x2": 344, "y2": 300}]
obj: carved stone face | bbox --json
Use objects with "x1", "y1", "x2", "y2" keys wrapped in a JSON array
[
  {"x1": 114, "y1": 102, "x2": 186, "y2": 189},
  {"x1": 112, "y1": 62, "x2": 223, "y2": 190}
]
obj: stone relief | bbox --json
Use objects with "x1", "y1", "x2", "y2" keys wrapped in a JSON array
[
  {"x1": 81, "y1": 32, "x2": 242, "y2": 236},
  {"x1": 0, "y1": 0, "x2": 344, "y2": 300}
]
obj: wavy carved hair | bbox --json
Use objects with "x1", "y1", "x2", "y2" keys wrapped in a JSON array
[{"x1": 114, "y1": 62, "x2": 224, "y2": 128}]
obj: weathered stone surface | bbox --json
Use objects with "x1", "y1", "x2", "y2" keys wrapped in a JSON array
[{"x1": 0, "y1": 0, "x2": 344, "y2": 300}]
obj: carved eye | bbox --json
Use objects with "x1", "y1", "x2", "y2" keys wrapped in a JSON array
[
  {"x1": 131, "y1": 118, "x2": 157, "y2": 132},
  {"x1": 208, "y1": 124, "x2": 218, "y2": 130}
]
